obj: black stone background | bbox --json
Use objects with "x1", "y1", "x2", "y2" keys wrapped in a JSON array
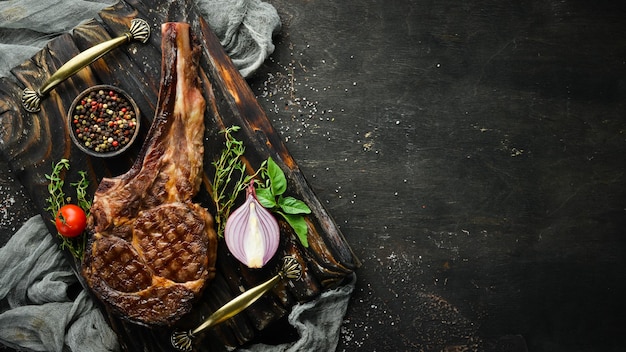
[{"x1": 2, "y1": 0, "x2": 625, "y2": 351}]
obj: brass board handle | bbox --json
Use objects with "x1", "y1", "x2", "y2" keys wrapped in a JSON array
[
  {"x1": 21, "y1": 18, "x2": 150, "y2": 113},
  {"x1": 171, "y1": 256, "x2": 303, "y2": 351}
]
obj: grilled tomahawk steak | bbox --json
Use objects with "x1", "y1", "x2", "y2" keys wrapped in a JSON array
[{"x1": 82, "y1": 22, "x2": 217, "y2": 326}]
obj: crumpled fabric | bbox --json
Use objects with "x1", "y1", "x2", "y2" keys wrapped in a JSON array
[
  {"x1": 0, "y1": 0, "x2": 119, "y2": 78},
  {"x1": 0, "y1": 215, "x2": 118, "y2": 352},
  {"x1": 194, "y1": 0, "x2": 281, "y2": 77},
  {"x1": 1, "y1": 215, "x2": 355, "y2": 352},
  {"x1": 240, "y1": 274, "x2": 356, "y2": 352},
  {"x1": 0, "y1": 0, "x2": 281, "y2": 78}
]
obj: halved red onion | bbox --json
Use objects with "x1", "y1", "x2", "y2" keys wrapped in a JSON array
[{"x1": 225, "y1": 183, "x2": 280, "y2": 268}]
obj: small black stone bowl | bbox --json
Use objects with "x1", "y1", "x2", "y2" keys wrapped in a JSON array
[{"x1": 67, "y1": 85, "x2": 140, "y2": 158}]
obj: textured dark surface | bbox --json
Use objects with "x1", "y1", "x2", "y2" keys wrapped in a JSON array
[
  {"x1": 0, "y1": 0, "x2": 356, "y2": 350},
  {"x1": 2, "y1": 0, "x2": 626, "y2": 351}
]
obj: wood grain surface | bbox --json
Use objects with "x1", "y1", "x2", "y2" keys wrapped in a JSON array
[{"x1": 0, "y1": 0, "x2": 357, "y2": 351}]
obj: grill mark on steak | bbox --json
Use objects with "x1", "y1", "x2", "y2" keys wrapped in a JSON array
[{"x1": 81, "y1": 22, "x2": 217, "y2": 326}]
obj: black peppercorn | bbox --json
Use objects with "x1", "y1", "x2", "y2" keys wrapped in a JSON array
[{"x1": 69, "y1": 85, "x2": 140, "y2": 157}]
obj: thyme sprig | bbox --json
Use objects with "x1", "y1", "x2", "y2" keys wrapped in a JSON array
[
  {"x1": 44, "y1": 159, "x2": 89, "y2": 259},
  {"x1": 211, "y1": 126, "x2": 265, "y2": 236},
  {"x1": 71, "y1": 171, "x2": 92, "y2": 215},
  {"x1": 212, "y1": 126, "x2": 311, "y2": 247},
  {"x1": 45, "y1": 159, "x2": 70, "y2": 216}
]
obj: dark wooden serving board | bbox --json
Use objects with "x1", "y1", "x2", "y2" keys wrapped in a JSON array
[{"x1": 0, "y1": 0, "x2": 359, "y2": 350}]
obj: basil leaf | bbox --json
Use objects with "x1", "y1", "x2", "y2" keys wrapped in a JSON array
[
  {"x1": 278, "y1": 196, "x2": 311, "y2": 214},
  {"x1": 280, "y1": 212, "x2": 309, "y2": 247},
  {"x1": 255, "y1": 187, "x2": 276, "y2": 208},
  {"x1": 267, "y1": 157, "x2": 287, "y2": 196}
]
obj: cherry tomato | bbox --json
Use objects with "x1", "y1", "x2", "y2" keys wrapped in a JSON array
[{"x1": 55, "y1": 204, "x2": 87, "y2": 238}]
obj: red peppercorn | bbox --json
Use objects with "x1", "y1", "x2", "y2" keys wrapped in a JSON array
[{"x1": 71, "y1": 87, "x2": 138, "y2": 154}]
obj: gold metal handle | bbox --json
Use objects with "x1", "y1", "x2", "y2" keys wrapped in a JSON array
[
  {"x1": 21, "y1": 18, "x2": 150, "y2": 113},
  {"x1": 171, "y1": 256, "x2": 302, "y2": 351}
]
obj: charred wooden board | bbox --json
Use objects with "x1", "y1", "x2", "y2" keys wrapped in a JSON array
[{"x1": 0, "y1": 0, "x2": 359, "y2": 350}]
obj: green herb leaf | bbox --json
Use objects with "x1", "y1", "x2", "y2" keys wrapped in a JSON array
[
  {"x1": 267, "y1": 157, "x2": 287, "y2": 196},
  {"x1": 279, "y1": 212, "x2": 309, "y2": 247},
  {"x1": 255, "y1": 187, "x2": 276, "y2": 208},
  {"x1": 45, "y1": 159, "x2": 88, "y2": 260},
  {"x1": 278, "y1": 196, "x2": 311, "y2": 215},
  {"x1": 44, "y1": 159, "x2": 70, "y2": 216},
  {"x1": 71, "y1": 171, "x2": 92, "y2": 215},
  {"x1": 212, "y1": 126, "x2": 266, "y2": 236}
]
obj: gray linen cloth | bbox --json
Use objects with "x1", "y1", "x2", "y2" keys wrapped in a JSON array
[
  {"x1": 0, "y1": 216, "x2": 355, "y2": 352},
  {"x1": 0, "y1": 0, "x2": 279, "y2": 79},
  {"x1": 0, "y1": 0, "x2": 355, "y2": 351},
  {"x1": 0, "y1": 216, "x2": 119, "y2": 352}
]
